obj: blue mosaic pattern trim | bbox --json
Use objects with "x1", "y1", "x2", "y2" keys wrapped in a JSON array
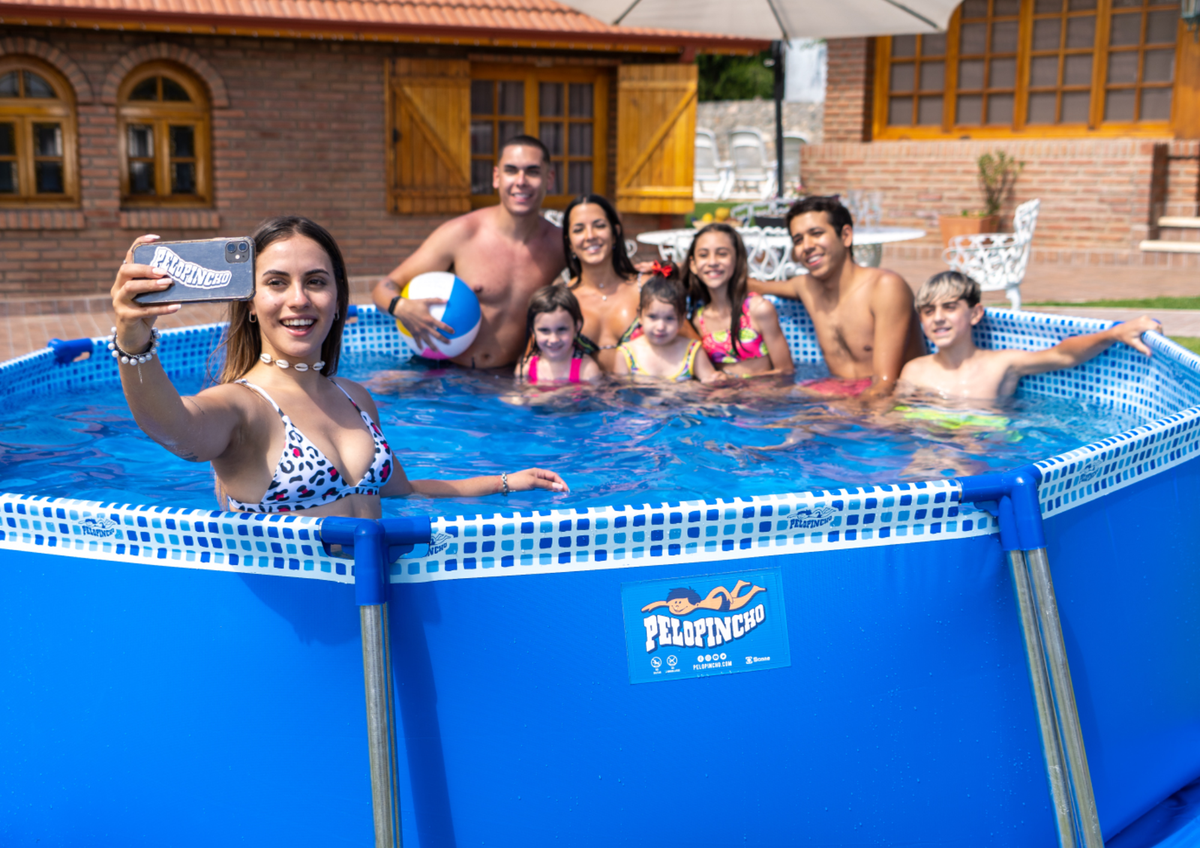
[
  {"x1": 343, "y1": 305, "x2": 415, "y2": 361},
  {"x1": 1035, "y1": 412, "x2": 1200, "y2": 519},
  {"x1": 0, "y1": 493, "x2": 349, "y2": 582},
  {"x1": 389, "y1": 479, "x2": 996, "y2": 583},
  {"x1": 770, "y1": 297, "x2": 824, "y2": 365},
  {"x1": 0, "y1": 323, "x2": 228, "y2": 409},
  {"x1": 977, "y1": 309, "x2": 1200, "y2": 419}
]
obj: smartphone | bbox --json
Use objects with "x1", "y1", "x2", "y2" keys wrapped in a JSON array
[{"x1": 132, "y1": 237, "x2": 255, "y2": 304}]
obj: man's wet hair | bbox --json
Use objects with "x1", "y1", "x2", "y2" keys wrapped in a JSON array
[
  {"x1": 499, "y1": 134, "x2": 551, "y2": 165},
  {"x1": 916, "y1": 270, "x2": 981, "y2": 310},
  {"x1": 786, "y1": 195, "x2": 853, "y2": 236}
]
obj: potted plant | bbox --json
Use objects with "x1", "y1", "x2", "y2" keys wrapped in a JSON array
[{"x1": 939, "y1": 150, "x2": 1024, "y2": 246}]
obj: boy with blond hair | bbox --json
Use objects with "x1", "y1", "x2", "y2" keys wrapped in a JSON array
[{"x1": 899, "y1": 271, "x2": 1160, "y2": 401}]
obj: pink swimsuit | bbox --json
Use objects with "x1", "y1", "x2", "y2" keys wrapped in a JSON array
[
  {"x1": 694, "y1": 294, "x2": 770, "y2": 364},
  {"x1": 528, "y1": 355, "x2": 583, "y2": 384}
]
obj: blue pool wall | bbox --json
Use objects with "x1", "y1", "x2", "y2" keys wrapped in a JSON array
[{"x1": 2, "y1": 303, "x2": 1199, "y2": 846}]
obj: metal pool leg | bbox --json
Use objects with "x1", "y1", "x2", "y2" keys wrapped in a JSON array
[
  {"x1": 959, "y1": 467, "x2": 1102, "y2": 848},
  {"x1": 1008, "y1": 548, "x2": 1076, "y2": 848},
  {"x1": 347, "y1": 521, "x2": 403, "y2": 848},
  {"x1": 1026, "y1": 546, "x2": 1104, "y2": 848},
  {"x1": 323, "y1": 517, "x2": 432, "y2": 848}
]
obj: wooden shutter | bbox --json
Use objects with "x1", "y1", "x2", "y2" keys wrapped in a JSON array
[
  {"x1": 387, "y1": 58, "x2": 471, "y2": 214},
  {"x1": 615, "y1": 64, "x2": 697, "y2": 215}
]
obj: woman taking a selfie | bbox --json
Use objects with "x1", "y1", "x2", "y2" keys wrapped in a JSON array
[{"x1": 110, "y1": 216, "x2": 567, "y2": 517}]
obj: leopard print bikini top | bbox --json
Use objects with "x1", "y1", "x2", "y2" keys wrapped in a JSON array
[{"x1": 227, "y1": 379, "x2": 392, "y2": 513}]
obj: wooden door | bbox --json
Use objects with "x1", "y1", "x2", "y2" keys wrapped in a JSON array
[
  {"x1": 615, "y1": 64, "x2": 697, "y2": 214},
  {"x1": 388, "y1": 58, "x2": 471, "y2": 214}
]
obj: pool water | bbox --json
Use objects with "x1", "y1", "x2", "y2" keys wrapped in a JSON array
[{"x1": 0, "y1": 353, "x2": 1145, "y2": 517}]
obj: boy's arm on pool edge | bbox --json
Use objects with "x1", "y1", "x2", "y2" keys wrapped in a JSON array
[{"x1": 1008, "y1": 315, "x2": 1161, "y2": 379}]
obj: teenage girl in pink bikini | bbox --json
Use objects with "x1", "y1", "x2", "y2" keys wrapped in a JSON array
[
  {"x1": 515, "y1": 285, "x2": 601, "y2": 385},
  {"x1": 682, "y1": 223, "x2": 793, "y2": 378}
]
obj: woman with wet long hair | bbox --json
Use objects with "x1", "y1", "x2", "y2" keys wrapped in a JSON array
[
  {"x1": 110, "y1": 216, "x2": 566, "y2": 517},
  {"x1": 561, "y1": 194, "x2": 645, "y2": 372}
]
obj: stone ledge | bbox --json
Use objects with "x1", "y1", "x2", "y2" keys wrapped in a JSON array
[
  {"x1": 0, "y1": 209, "x2": 86, "y2": 231},
  {"x1": 119, "y1": 210, "x2": 220, "y2": 230}
]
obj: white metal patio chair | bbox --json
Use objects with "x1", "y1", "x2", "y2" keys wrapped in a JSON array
[
  {"x1": 693, "y1": 128, "x2": 730, "y2": 201},
  {"x1": 728, "y1": 127, "x2": 776, "y2": 200},
  {"x1": 782, "y1": 132, "x2": 807, "y2": 194},
  {"x1": 942, "y1": 199, "x2": 1040, "y2": 311},
  {"x1": 743, "y1": 226, "x2": 810, "y2": 281},
  {"x1": 730, "y1": 198, "x2": 792, "y2": 226}
]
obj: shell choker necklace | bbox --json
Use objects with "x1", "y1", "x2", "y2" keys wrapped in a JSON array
[{"x1": 259, "y1": 352, "x2": 324, "y2": 372}]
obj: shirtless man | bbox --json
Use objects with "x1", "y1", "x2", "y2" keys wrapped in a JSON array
[
  {"x1": 750, "y1": 196, "x2": 925, "y2": 397},
  {"x1": 371, "y1": 135, "x2": 565, "y2": 369}
]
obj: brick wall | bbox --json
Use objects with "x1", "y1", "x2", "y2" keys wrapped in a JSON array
[
  {"x1": 0, "y1": 27, "x2": 453, "y2": 297},
  {"x1": 0, "y1": 28, "x2": 670, "y2": 297},
  {"x1": 823, "y1": 38, "x2": 872, "y2": 144},
  {"x1": 801, "y1": 137, "x2": 1199, "y2": 265}
]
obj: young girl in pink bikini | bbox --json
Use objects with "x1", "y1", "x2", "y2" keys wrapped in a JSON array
[
  {"x1": 683, "y1": 223, "x2": 794, "y2": 378},
  {"x1": 515, "y1": 285, "x2": 601, "y2": 385}
]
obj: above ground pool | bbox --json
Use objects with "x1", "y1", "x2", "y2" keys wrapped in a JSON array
[{"x1": 2, "y1": 300, "x2": 1199, "y2": 848}]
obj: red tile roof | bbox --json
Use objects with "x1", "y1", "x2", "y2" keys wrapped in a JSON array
[{"x1": 0, "y1": 0, "x2": 769, "y2": 50}]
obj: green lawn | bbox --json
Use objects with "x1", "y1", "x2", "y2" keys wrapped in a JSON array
[
  {"x1": 1171, "y1": 337, "x2": 1200, "y2": 355},
  {"x1": 1027, "y1": 296, "x2": 1200, "y2": 310}
]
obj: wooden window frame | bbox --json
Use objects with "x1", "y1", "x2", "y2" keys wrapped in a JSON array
[
  {"x1": 469, "y1": 64, "x2": 609, "y2": 210},
  {"x1": 0, "y1": 56, "x2": 79, "y2": 208},
  {"x1": 873, "y1": 0, "x2": 1184, "y2": 139},
  {"x1": 118, "y1": 61, "x2": 212, "y2": 208}
]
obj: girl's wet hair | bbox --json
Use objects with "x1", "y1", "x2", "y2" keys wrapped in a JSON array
[
  {"x1": 682, "y1": 223, "x2": 750, "y2": 356},
  {"x1": 562, "y1": 194, "x2": 638, "y2": 282},
  {"x1": 916, "y1": 270, "x2": 981, "y2": 310},
  {"x1": 639, "y1": 265, "x2": 688, "y2": 320},
  {"x1": 217, "y1": 216, "x2": 349, "y2": 384},
  {"x1": 525, "y1": 283, "x2": 585, "y2": 356}
]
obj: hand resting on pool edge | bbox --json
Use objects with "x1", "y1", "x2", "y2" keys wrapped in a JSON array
[{"x1": 110, "y1": 217, "x2": 568, "y2": 519}]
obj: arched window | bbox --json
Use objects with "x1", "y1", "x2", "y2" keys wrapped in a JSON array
[
  {"x1": 118, "y1": 61, "x2": 211, "y2": 206},
  {"x1": 0, "y1": 57, "x2": 78, "y2": 205}
]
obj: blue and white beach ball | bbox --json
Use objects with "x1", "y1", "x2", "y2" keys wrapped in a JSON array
[{"x1": 397, "y1": 271, "x2": 481, "y2": 360}]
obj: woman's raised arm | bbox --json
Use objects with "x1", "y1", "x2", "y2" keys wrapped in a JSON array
[{"x1": 111, "y1": 235, "x2": 244, "y2": 463}]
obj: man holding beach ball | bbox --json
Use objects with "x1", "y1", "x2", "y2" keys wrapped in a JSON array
[{"x1": 373, "y1": 136, "x2": 566, "y2": 369}]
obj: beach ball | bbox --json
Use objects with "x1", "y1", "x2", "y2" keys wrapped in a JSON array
[{"x1": 396, "y1": 271, "x2": 481, "y2": 360}]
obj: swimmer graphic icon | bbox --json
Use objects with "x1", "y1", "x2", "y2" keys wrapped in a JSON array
[
  {"x1": 622, "y1": 568, "x2": 791, "y2": 684},
  {"x1": 640, "y1": 580, "x2": 766, "y2": 615}
]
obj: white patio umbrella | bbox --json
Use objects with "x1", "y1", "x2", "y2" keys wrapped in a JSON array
[
  {"x1": 569, "y1": 0, "x2": 957, "y2": 41},
  {"x1": 569, "y1": 0, "x2": 959, "y2": 199}
]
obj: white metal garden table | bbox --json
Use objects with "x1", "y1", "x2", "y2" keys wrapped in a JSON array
[{"x1": 636, "y1": 225, "x2": 927, "y2": 279}]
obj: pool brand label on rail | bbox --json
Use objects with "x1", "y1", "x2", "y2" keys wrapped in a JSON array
[{"x1": 621, "y1": 567, "x2": 790, "y2": 685}]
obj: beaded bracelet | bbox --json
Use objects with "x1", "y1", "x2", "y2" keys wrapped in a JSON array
[{"x1": 108, "y1": 326, "x2": 160, "y2": 366}]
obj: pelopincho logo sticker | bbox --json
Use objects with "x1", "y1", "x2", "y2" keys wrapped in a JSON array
[{"x1": 621, "y1": 567, "x2": 790, "y2": 684}]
